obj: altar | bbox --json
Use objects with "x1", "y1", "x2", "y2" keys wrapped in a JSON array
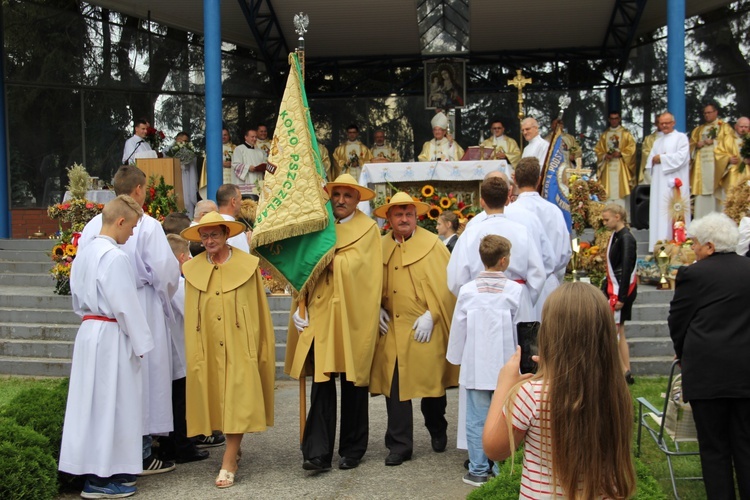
[{"x1": 357, "y1": 160, "x2": 511, "y2": 216}]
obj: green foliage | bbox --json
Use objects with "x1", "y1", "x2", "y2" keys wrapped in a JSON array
[
  {"x1": 1, "y1": 379, "x2": 69, "y2": 460},
  {"x1": 467, "y1": 451, "x2": 523, "y2": 500},
  {"x1": 634, "y1": 456, "x2": 669, "y2": 499},
  {"x1": 0, "y1": 417, "x2": 58, "y2": 500},
  {"x1": 65, "y1": 163, "x2": 91, "y2": 200}
]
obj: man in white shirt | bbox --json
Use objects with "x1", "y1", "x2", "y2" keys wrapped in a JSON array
[
  {"x1": 231, "y1": 128, "x2": 266, "y2": 200},
  {"x1": 122, "y1": 119, "x2": 153, "y2": 164},
  {"x1": 520, "y1": 117, "x2": 549, "y2": 167},
  {"x1": 216, "y1": 184, "x2": 250, "y2": 253},
  {"x1": 645, "y1": 112, "x2": 691, "y2": 250}
]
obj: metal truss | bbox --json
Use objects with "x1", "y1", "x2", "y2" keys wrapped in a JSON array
[
  {"x1": 236, "y1": 0, "x2": 289, "y2": 95},
  {"x1": 601, "y1": 0, "x2": 648, "y2": 84}
]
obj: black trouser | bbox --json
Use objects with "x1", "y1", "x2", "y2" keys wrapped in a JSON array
[
  {"x1": 159, "y1": 377, "x2": 196, "y2": 457},
  {"x1": 301, "y1": 373, "x2": 369, "y2": 466},
  {"x1": 384, "y1": 362, "x2": 447, "y2": 457},
  {"x1": 690, "y1": 398, "x2": 750, "y2": 500}
]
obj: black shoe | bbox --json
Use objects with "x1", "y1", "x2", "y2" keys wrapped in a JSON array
[
  {"x1": 338, "y1": 457, "x2": 360, "y2": 470},
  {"x1": 140, "y1": 454, "x2": 176, "y2": 476},
  {"x1": 194, "y1": 433, "x2": 226, "y2": 448},
  {"x1": 463, "y1": 472, "x2": 491, "y2": 487},
  {"x1": 625, "y1": 371, "x2": 635, "y2": 385},
  {"x1": 431, "y1": 433, "x2": 448, "y2": 452},
  {"x1": 174, "y1": 448, "x2": 210, "y2": 464},
  {"x1": 302, "y1": 457, "x2": 332, "y2": 472},
  {"x1": 385, "y1": 453, "x2": 411, "y2": 466},
  {"x1": 465, "y1": 458, "x2": 494, "y2": 470}
]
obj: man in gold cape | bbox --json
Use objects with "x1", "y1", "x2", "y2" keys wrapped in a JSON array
[
  {"x1": 594, "y1": 111, "x2": 637, "y2": 204},
  {"x1": 370, "y1": 192, "x2": 459, "y2": 466},
  {"x1": 480, "y1": 119, "x2": 521, "y2": 168},
  {"x1": 689, "y1": 103, "x2": 735, "y2": 215},
  {"x1": 285, "y1": 174, "x2": 382, "y2": 471},
  {"x1": 715, "y1": 117, "x2": 750, "y2": 195},
  {"x1": 181, "y1": 213, "x2": 275, "y2": 439}
]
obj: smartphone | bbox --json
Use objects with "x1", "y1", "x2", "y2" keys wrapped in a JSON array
[{"x1": 517, "y1": 321, "x2": 540, "y2": 374}]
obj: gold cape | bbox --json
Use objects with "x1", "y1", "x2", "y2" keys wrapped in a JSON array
[
  {"x1": 480, "y1": 136, "x2": 521, "y2": 166},
  {"x1": 715, "y1": 131, "x2": 749, "y2": 193},
  {"x1": 318, "y1": 142, "x2": 333, "y2": 181},
  {"x1": 284, "y1": 210, "x2": 383, "y2": 386},
  {"x1": 593, "y1": 127, "x2": 637, "y2": 199},
  {"x1": 370, "y1": 227, "x2": 459, "y2": 401},
  {"x1": 689, "y1": 120, "x2": 735, "y2": 194},
  {"x1": 639, "y1": 132, "x2": 659, "y2": 183},
  {"x1": 332, "y1": 141, "x2": 373, "y2": 177},
  {"x1": 183, "y1": 250, "x2": 275, "y2": 435}
]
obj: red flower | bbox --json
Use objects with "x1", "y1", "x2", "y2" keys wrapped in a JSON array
[
  {"x1": 458, "y1": 201, "x2": 466, "y2": 209},
  {"x1": 674, "y1": 178, "x2": 683, "y2": 188},
  {"x1": 61, "y1": 203, "x2": 70, "y2": 210},
  {"x1": 147, "y1": 127, "x2": 157, "y2": 135},
  {"x1": 149, "y1": 187, "x2": 156, "y2": 198},
  {"x1": 158, "y1": 131, "x2": 165, "y2": 139},
  {"x1": 86, "y1": 202, "x2": 94, "y2": 209}
]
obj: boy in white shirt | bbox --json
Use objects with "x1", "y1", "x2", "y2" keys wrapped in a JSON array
[{"x1": 446, "y1": 235, "x2": 525, "y2": 487}]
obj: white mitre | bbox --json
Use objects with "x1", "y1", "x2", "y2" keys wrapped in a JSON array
[{"x1": 431, "y1": 112, "x2": 449, "y2": 130}]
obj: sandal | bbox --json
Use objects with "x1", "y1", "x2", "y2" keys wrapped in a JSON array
[{"x1": 215, "y1": 469, "x2": 235, "y2": 488}]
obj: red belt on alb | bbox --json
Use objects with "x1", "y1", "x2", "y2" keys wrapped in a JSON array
[
  {"x1": 514, "y1": 279, "x2": 526, "y2": 284},
  {"x1": 82, "y1": 315, "x2": 117, "y2": 322}
]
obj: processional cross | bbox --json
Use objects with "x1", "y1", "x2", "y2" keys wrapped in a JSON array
[{"x1": 507, "y1": 70, "x2": 532, "y2": 145}]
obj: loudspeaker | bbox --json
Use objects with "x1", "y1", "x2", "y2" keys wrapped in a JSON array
[{"x1": 630, "y1": 185, "x2": 650, "y2": 229}]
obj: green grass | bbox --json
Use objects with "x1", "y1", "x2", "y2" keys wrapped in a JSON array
[{"x1": 0, "y1": 376, "x2": 62, "y2": 408}]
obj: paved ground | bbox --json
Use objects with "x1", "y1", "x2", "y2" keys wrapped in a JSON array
[{"x1": 60, "y1": 381, "x2": 475, "y2": 499}]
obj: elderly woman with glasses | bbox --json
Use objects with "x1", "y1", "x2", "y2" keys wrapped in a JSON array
[
  {"x1": 180, "y1": 211, "x2": 275, "y2": 489},
  {"x1": 668, "y1": 212, "x2": 750, "y2": 498}
]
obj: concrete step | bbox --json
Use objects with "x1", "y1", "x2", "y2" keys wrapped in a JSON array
[
  {"x1": 0, "y1": 287, "x2": 72, "y2": 309},
  {"x1": 0, "y1": 308, "x2": 79, "y2": 325},
  {"x1": 626, "y1": 320, "x2": 669, "y2": 338},
  {"x1": 0, "y1": 261, "x2": 52, "y2": 274},
  {"x1": 630, "y1": 303, "x2": 668, "y2": 322},
  {"x1": 628, "y1": 337, "x2": 674, "y2": 358},
  {"x1": 0, "y1": 338, "x2": 74, "y2": 358},
  {"x1": 0, "y1": 249, "x2": 50, "y2": 262},
  {"x1": 267, "y1": 295, "x2": 292, "y2": 311},
  {"x1": 0, "y1": 356, "x2": 72, "y2": 377},
  {"x1": 0, "y1": 273, "x2": 55, "y2": 287},
  {"x1": 0, "y1": 239, "x2": 55, "y2": 251},
  {"x1": 0, "y1": 321, "x2": 80, "y2": 340},
  {"x1": 272, "y1": 310, "x2": 290, "y2": 328},
  {"x1": 274, "y1": 326, "x2": 288, "y2": 344},
  {"x1": 635, "y1": 288, "x2": 674, "y2": 304},
  {"x1": 631, "y1": 356, "x2": 675, "y2": 376}
]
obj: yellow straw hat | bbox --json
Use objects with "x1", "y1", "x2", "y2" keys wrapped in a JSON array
[
  {"x1": 373, "y1": 191, "x2": 430, "y2": 219},
  {"x1": 325, "y1": 173, "x2": 376, "y2": 201},
  {"x1": 180, "y1": 211, "x2": 245, "y2": 243}
]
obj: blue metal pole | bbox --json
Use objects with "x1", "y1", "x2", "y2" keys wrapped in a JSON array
[
  {"x1": 0, "y1": 5, "x2": 10, "y2": 239},
  {"x1": 666, "y1": 0, "x2": 686, "y2": 132},
  {"x1": 204, "y1": 0, "x2": 223, "y2": 202}
]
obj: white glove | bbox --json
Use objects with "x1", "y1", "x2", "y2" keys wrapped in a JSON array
[
  {"x1": 379, "y1": 307, "x2": 390, "y2": 335},
  {"x1": 412, "y1": 311, "x2": 434, "y2": 343},
  {"x1": 292, "y1": 307, "x2": 309, "y2": 333}
]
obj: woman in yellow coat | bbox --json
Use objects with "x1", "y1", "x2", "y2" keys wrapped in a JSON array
[{"x1": 180, "y1": 212, "x2": 275, "y2": 488}]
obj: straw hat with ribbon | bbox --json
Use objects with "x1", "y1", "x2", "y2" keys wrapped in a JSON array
[
  {"x1": 325, "y1": 173, "x2": 375, "y2": 201},
  {"x1": 180, "y1": 211, "x2": 246, "y2": 243},
  {"x1": 373, "y1": 191, "x2": 430, "y2": 219}
]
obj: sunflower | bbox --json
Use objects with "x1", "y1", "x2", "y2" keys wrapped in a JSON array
[
  {"x1": 427, "y1": 205, "x2": 442, "y2": 220},
  {"x1": 65, "y1": 245, "x2": 77, "y2": 257},
  {"x1": 421, "y1": 184, "x2": 435, "y2": 197},
  {"x1": 466, "y1": 213, "x2": 476, "y2": 220},
  {"x1": 439, "y1": 196, "x2": 451, "y2": 208},
  {"x1": 453, "y1": 210, "x2": 463, "y2": 218},
  {"x1": 52, "y1": 245, "x2": 64, "y2": 258}
]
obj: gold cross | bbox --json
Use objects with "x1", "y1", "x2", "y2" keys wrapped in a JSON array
[{"x1": 507, "y1": 70, "x2": 532, "y2": 104}]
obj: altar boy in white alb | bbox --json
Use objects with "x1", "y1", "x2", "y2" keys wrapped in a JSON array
[
  {"x1": 59, "y1": 195, "x2": 154, "y2": 498},
  {"x1": 79, "y1": 165, "x2": 180, "y2": 475}
]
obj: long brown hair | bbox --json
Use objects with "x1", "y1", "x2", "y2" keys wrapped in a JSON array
[{"x1": 505, "y1": 282, "x2": 636, "y2": 499}]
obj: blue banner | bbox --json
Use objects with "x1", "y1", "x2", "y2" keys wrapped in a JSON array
[{"x1": 541, "y1": 134, "x2": 572, "y2": 231}]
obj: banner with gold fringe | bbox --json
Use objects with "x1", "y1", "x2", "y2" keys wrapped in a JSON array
[{"x1": 251, "y1": 52, "x2": 335, "y2": 297}]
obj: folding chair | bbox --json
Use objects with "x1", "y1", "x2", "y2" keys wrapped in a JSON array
[{"x1": 636, "y1": 359, "x2": 702, "y2": 500}]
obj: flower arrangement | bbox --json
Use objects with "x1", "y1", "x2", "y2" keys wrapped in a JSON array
[
  {"x1": 166, "y1": 141, "x2": 198, "y2": 164},
  {"x1": 144, "y1": 174, "x2": 179, "y2": 221},
  {"x1": 145, "y1": 126, "x2": 166, "y2": 151},
  {"x1": 568, "y1": 177, "x2": 607, "y2": 236},
  {"x1": 47, "y1": 199, "x2": 104, "y2": 232},
  {"x1": 723, "y1": 180, "x2": 750, "y2": 223},
  {"x1": 50, "y1": 230, "x2": 79, "y2": 295}
]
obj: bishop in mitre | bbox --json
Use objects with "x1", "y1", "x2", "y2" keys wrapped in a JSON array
[
  {"x1": 418, "y1": 112, "x2": 465, "y2": 162},
  {"x1": 594, "y1": 111, "x2": 637, "y2": 207},
  {"x1": 689, "y1": 103, "x2": 735, "y2": 216},
  {"x1": 479, "y1": 119, "x2": 520, "y2": 171}
]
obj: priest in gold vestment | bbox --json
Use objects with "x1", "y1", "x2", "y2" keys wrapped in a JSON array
[
  {"x1": 594, "y1": 112, "x2": 637, "y2": 206},
  {"x1": 418, "y1": 112, "x2": 465, "y2": 162},
  {"x1": 370, "y1": 129, "x2": 401, "y2": 163},
  {"x1": 689, "y1": 103, "x2": 735, "y2": 215},
  {"x1": 370, "y1": 192, "x2": 459, "y2": 466},
  {"x1": 479, "y1": 119, "x2": 521, "y2": 171},
  {"x1": 716, "y1": 117, "x2": 750, "y2": 194},
  {"x1": 285, "y1": 174, "x2": 382, "y2": 471},
  {"x1": 332, "y1": 124, "x2": 373, "y2": 181}
]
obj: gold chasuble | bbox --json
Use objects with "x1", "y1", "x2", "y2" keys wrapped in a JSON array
[
  {"x1": 332, "y1": 141, "x2": 373, "y2": 181},
  {"x1": 284, "y1": 210, "x2": 383, "y2": 386},
  {"x1": 370, "y1": 227, "x2": 459, "y2": 401},
  {"x1": 689, "y1": 120, "x2": 735, "y2": 195},
  {"x1": 639, "y1": 132, "x2": 659, "y2": 183},
  {"x1": 593, "y1": 126, "x2": 637, "y2": 199},
  {"x1": 716, "y1": 131, "x2": 750, "y2": 193},
  {"x1": 183, "y1": 250, "x2": 275, "y2": 436},
  {"x1": 479, "y1": 136, "x2": 521, "y2": 166}
]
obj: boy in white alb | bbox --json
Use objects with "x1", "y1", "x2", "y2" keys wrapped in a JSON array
[
  {"x1": 59, "y1": 195, "x2": 154, "y2": 499},
  {"x1": 446, "y1": 235, "x2": 525, "y2": 487}
]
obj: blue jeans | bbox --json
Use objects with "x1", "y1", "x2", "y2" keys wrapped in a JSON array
[
  {"x1": 466, "y1": 389, "x2": 498, "y2": 476},
  {"x1": 142, "y1": 435, "x2": 151, "y2": 460}
]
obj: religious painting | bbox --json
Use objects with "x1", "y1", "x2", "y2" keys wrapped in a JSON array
[{"x1": 424, "y1": 60, "x2": 466, "y2": 110}]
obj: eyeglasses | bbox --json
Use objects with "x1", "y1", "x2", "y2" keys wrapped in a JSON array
[{"x1": 199, "y1": 232, "x2": 224, "y2": 241}]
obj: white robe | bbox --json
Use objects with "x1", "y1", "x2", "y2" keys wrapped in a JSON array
[
  {"x1": 645, "y1": 131, "x2": 691, "y2": 250},
  {"x1": 447, "y1": 213, "x2": 546, "y2": 322},
  {"x1": 180, "y1": 157, "x2": 198, "y2": 219},
  {"x1": 59, "y1": 236, "x2": 154, "y2": 477},
  {"x1": 169, "y1": 276, "x2": 187, "y2": 380},
  {"x1": 220, "y1": 213, "x2": 250, "y2": 253},
  {"x1": 231, "y1": 144, "x2": 266, "y2": 196},
  {"x1": 522, "y1": 135, "x2": 549, "y2": 167},
  {"x1": 80, "y1": 214, "x2": 179, "y2": 435},
  {"x1": 122, "y1": 135, "x2": 153, "y2": 164}
]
